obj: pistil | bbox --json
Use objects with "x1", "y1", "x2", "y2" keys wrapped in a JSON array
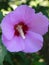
[{"x1": 16, "y1": 25, "x2": 25, "y2": 39}]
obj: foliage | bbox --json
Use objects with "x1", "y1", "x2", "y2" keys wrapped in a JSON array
[{"x1": 0, "y1": 36, "x2": 7, "y2": 65}]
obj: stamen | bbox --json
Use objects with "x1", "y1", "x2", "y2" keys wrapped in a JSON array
[{"x1": 16, "y1": 25, "x2": 25, "y2": 39}]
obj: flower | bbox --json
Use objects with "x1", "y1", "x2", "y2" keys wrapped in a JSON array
[{"x1": 1, "y1": 5, "x2": 49, "y2": 53}]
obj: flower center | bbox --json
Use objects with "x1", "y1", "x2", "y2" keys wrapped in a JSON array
[{"x1": 14, "y1": 22, "x2": 28, "y2": 39}]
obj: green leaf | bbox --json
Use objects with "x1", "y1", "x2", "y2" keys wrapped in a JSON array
[
  {"x1": 5, "y1": 53, "x2": 14, "y2": 65},
  {"x1": 33, "y1": 61, "x2": 46, "y2": 65},
  {"x1": 0, "y1": 12, "x2": 4, "y2": 23},
  {"x1": 0, "y1": 36, "x2": 7, "y2": 65}
]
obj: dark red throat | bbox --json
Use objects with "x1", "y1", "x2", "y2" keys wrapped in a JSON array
[{"x1": 14, "y1": 22, "x2": 28, "y2": 36}]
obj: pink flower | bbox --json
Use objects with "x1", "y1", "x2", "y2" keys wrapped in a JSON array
[{"x1": 1, "y1": 5, "x2": 49, "y2": 53}]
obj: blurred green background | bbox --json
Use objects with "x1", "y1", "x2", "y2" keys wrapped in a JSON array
[{"x1": 0, "y1": 0, "x2": 49, "y2": 65}]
